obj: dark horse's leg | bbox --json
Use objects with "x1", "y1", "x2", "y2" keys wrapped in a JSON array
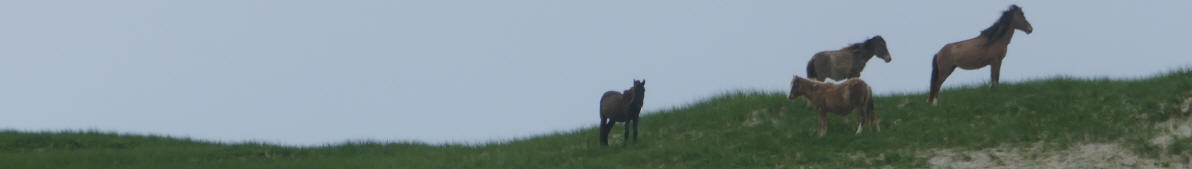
[
  {"x1": 599, "y1": 118, "x2": 611, "y2": 146},
  {"x1": 622, "y1": 119, "x2": 630, "y2": 143},
  {"x1": 990, "y1": 61, "x2": 1002, "y2": 89},
  {"x1": 631, "y1": 118, "x2": 639, "y2": 142}
]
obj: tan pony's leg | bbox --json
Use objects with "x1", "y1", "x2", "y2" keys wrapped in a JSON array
[
  {"x1": 869, "y1": 100, "x2": 879, "y2": 132},
  {"x1": 855, "y1": 108, "x2": 865, "y2": 134},
  {"x1": 817, "y1": 109, "x2": 828, "y2": 137}
]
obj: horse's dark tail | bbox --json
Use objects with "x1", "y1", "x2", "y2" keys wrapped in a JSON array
[
  {"x1": 806, "y1": 58, "x2": 817, "y2": 79},
  {"x1": 928, "y1": 55, "x2": 940, "y2": 103}
]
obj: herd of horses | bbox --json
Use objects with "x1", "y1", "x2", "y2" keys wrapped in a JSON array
[{"x1": 599, "y1": 5, "x2": 1033, "y2": 145}]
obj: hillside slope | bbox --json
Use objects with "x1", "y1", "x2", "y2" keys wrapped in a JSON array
[{"x1": 3, "y1": 70, "x2": 1191, "y2": 168}]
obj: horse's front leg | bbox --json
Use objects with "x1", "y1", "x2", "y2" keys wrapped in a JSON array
[
  {"x1": 990, "y1": 61, "x2": 1002, "y2": 89},
  {"x1": 622, "y1": 120, "x2": 631, "y2": 143},
  {"x1": 631, "y1": 118, "x2": 639, "y2": 142}
]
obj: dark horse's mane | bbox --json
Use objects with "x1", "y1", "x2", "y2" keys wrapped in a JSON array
[
  {"x1": 846, "y1": 43, "x2": 866, "y2": 52},
  {"x1": 845, "y1": 36, "x2": 883, "y2": 55},
  {"x1": 980, "y1": 5, "x2": 1021, "y2": 45}
]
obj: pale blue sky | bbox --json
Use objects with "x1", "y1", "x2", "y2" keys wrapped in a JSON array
[{"x1": 1, "y1": 1, "x2": 1189, "y2": 145}]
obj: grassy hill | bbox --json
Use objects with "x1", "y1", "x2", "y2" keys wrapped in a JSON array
[{"x1": 4, "y1": 69, "x2": 1191, "y2": 168}]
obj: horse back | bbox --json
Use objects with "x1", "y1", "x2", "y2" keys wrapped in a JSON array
[
  {"x1": 842, "y1": 78, "x2": 874, "y2": 106},
  {"x1": 941, "y1": 37, "x2": 1008, "y2": 69},
  {"x1": 600, "y1": 91, "x2": 625, "y2": 118},
  {"x1": 818, "y1": 50, "x2": 861, "y2": 81}
]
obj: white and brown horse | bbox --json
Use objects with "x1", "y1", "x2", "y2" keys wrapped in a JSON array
[
  {"x1": 788, "y1": 76, "x2": 878, "y2": 137},
  {"x1": 599, "y1": 80, "x2": 645, "y2": 146},
  {"x1": 928, "y1": 5, "x2": 1033, "y2": 104},
  {"x1": 806, "y1": 36, "x2": 892, "y2": 82}
]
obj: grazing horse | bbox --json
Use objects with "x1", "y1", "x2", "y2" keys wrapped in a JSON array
[
  {"x1": 806, "y1": 36, "x2": 892, "y2": 82},
  {"x1": 599, "y1": 80, "x2": 646, "y2": 146},
  {"x1": 788, "y1": 76, "x2": 878, "y2": 137},
  {"x1": 928, "y1": 5, "x2": 1033, "y2": 104}
]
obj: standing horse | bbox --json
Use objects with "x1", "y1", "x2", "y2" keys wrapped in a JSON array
[
  {"x1": 806, "y1": 35, "x2": 892, "y2": 82},
  {"x1": 928, "y1": 5, "x2": 1033, "y2": 104},
  {"x1": 599, "y1": 80, "x2": 646, "y2": 146},
  {"x1": 788, "y1": 76, "x2": 878, "y2": 137}
]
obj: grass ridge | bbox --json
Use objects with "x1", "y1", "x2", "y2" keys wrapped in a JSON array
[{"x1": 3, "y1": 69, "x2": 1190, "y2": 168}]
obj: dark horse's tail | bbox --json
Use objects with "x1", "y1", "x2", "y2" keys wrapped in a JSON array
[
  {"x1": 806, "y1": 58, "x2": 817, "y2": 79},
  {"x1": 928, "y1": 54, "x2": 940, "y2": 102}
]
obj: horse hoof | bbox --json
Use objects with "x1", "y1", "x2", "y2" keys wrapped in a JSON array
[{"x1": 855, "y1": 124, "x2": 863, "y2": 134}]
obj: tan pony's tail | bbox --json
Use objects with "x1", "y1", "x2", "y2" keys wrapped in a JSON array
[{"x1": 928, "y1": 55, "x2": 940, "y2": 103}]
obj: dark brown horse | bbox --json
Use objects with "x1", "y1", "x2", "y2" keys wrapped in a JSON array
[
  {"x1": 928, "y1": 5, "x2": 1033, "y2": 104},
  {"x1": 806, "y1": 36, "x2": 892, "y2": 82},
  {"x1": 788, "y1": 76, "x2": 878, "y2": 137},
  {"x1": 599, "y1": 80, "x2": 645, "y2": 146}
]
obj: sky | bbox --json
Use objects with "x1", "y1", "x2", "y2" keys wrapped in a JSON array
[{"x1": 1, "y1": 1, "x2": 1190, "y2": 146}]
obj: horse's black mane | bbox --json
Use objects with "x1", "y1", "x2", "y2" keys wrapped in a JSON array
[
  {"x1": 980, "y1": 5, "x2": 1021, "y2": 45},
  {"x1": 845, "y1": 36, "x2": 883, "y2": 55}
]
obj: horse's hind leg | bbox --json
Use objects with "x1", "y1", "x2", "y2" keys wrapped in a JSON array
[
  {"x1": 869, "y1": 100, "x2": 880, "y2": 132},
  {"x1": 600, "y1": 118, "x2": 613, "y2": 146},
  {"x1": 855, "y1": 109, "x2": 866, "y2": 134},
  {"x1": 817, "y1": 110, "x2": 828, "y2": 137},
  {"x1": 930, "y1": 63, "x2": 956, "y2": 105}
]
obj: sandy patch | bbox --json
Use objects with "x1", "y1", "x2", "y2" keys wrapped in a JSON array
[
  {"x1": 929, "y1": 107, "x2": 1192, "y2": 169},
  {"x1": 1150, "y1": 114, "x2": 1192, "y2": 148},
  {"x1": 926, "y1": 143, "x2": 1185, "y2": 169}
]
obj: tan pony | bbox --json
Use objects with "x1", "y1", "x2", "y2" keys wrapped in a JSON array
[
  {"x1": 928, "y1": 5, "x2": 1033, "y2": 104},
  {"x1": 806, "y1": 36, "x2": 892, "y2": 82},
  {"x1": 788, "y1": 76, "x2": 878, "y2": 137}
]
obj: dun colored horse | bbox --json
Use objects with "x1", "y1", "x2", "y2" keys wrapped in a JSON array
[
  {"x1": 806, "y1": 36, "x2": 892, "y2": 82},
  {"x1": 599, "y1": 80, "x2": 645, "y2": 146},
  {"x1": 928, "y1": 5, "x2": 1033, "y2": 104},
  {"x1": 788, "y1": 76, "x2": 878, "y2": 137}
]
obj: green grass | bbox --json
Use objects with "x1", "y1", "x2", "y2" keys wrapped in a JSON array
[{"x1": 4, "y1": 69, "x2": 1191, "y2": 168}]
